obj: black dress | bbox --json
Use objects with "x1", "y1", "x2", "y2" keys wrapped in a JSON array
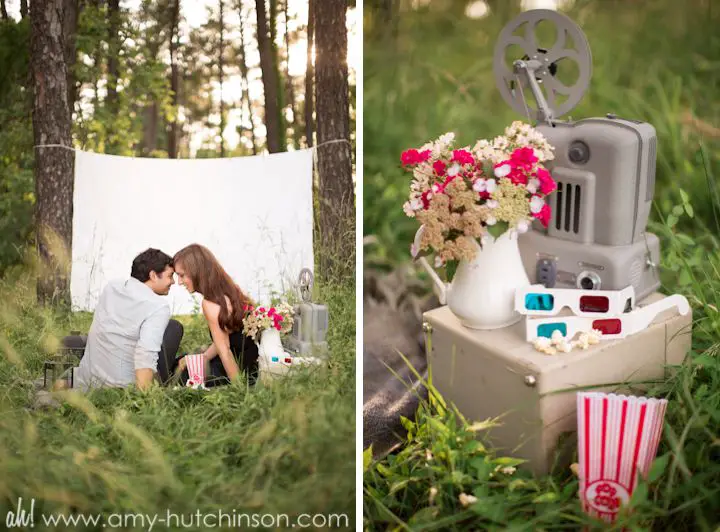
[{"x1": 180, "y1": 327, "x2": 259, "y2": 387}]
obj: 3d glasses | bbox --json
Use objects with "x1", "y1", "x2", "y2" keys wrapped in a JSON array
[
  {"x1": 516, "y1": 285, "x2": 635, "y2": 318},
  {"x1": 525, "y1": 294, "x2": 690, "y2": 342}
]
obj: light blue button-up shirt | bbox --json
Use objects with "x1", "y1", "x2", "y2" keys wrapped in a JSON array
[{"x1": 73, "y1": 277, "x2": 171, "y2": 390}]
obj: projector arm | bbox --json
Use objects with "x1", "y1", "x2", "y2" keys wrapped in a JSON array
[{"x1": 513, "y1": 59, "x2": 554, "y2": 126}]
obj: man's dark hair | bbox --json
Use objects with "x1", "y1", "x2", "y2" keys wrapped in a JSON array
[{"x1": 131, "y1": 248, "x2": 173, "y2": 282}]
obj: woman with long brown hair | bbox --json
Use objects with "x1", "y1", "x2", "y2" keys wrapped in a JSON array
[{"x1": 169, "y1": 243, "x2": 259, "y2": 386}]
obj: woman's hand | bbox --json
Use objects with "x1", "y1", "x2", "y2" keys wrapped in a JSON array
[{"x1": 175, "y1": 356, "x2": 187, "y2": 374}]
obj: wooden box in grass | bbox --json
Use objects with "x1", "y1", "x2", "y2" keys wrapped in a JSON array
[{"x1": 423, "y1": 293, "x2": 692, "y2": 476}]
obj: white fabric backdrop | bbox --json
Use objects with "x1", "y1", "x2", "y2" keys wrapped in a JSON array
[{"x1": 70, "y1": 149, "x2": 314, "y2": 314}]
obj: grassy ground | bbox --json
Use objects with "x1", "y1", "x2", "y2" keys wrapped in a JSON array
[
  {"x1": 0, "y1": 266, "x2": 355, "y2": 531},
  {"x1": 363, "y1": 0, "x2": 720, "y2": 530}
]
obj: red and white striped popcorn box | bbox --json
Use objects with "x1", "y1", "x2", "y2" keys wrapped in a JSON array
[
  {"x1": 185, "y1": 354, "x2": 206, "y2": 389},
  {"x1": 577, "y1": 392, "x2": 668, "y2": 523}
]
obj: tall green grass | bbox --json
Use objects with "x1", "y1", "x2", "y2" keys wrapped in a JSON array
[{"x1": 0, "y1": 266, "x2": 355, "y2": 531}]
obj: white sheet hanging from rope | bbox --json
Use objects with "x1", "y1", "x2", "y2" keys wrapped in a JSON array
[{"x1": 70, "y1": 149, "x2": 314, "y2": 314}]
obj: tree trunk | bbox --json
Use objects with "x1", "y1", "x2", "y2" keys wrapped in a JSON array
[
  {"x1": 269, "y1": 0, "x2": 285, "y2": 149},
  {"x1": 219, "y1": 0, "x2": 225, "y2": 157},
  {"x1": 314, "y1": 0, "x2": 353, "y2": 280},
  {"x1": 1, "y1": 1, "x2": 8, "y2": 21},
  {"x1": 283, "y1": 0, "x2": 298, "y2": 149},
  {"x1": 304, "y1": 0, "x2": 314, "y2": 147},
  {"x1": 63, "y1": 0, "x2": 80, "y2": 119},
  {"x1": 30, "y1": 0, "x2": 75, "y2": 306},
  {"x1": 142, "y1": 101, "x2": 159, "y2": 154},
  {"x1": 238, "y1": 0, "x2": 257, "y2": 155},
  {"x1": 255, "y1": 0, "x2": 282, "y2": 152},
  {"x1": 168, "y1": 0, "x2": 180, "y2": 158},
  {"x1": 106, "y1": 0, "x2": 121, "y2": 152},
  {"x1": 20, "y1": 0, "x2": 28, "y2": 18}
]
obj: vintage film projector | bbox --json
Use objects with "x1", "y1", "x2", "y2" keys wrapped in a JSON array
[
  {"x1": 493, "y1": 9, "x2": 661, "y2": 300},
  {"x1": 284, "y1": 268, "x2": 329, "y2": 358},
  {"x1": 421, "y1": 10, "x2": 691, "y2": 475}
]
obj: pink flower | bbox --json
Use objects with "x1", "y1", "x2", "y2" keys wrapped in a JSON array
[
  {"x1": 268, "y1": 307, "x2": 276, "y2": 316},
  {"x1": 440, "y1": 173, "x2": 457, "y2": 191},
  {"x1": 536, "y1": 167, "x2": 557, "y2": 195},
  {"x1": 401, "y1": 149, "x2": 431, "y2": 166},
  {"x1": 258, "y1": 307, "x2": 266, "y2": 313},
  {"x1": 507, "y1": 166, "x2": 528, "y2": 185},
  {"x1": 533, "y1": 204, "x2": 552, "y2": 227},
  {"x1": 421, "y1": 190, "x2": 433, "y2": 209},
  {"x1": 275, "y1": 324, "x2": 281, "y2": 330},
  {"x1": 510, "y1": 147, "x2": 538, "y2": 170},
  {"x1": 452, "y1": 149, "x2": 474, "y2": 165},
  {"x1": 433, "y1": 160, "x2": 447, "y2": 176}
]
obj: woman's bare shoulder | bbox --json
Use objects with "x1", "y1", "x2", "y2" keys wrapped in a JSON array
[{"x1": 202, "y1": 298, "x2": 221, "y2": 320}]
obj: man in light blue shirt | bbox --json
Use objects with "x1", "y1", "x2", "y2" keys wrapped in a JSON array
[{"x1": 73, "y1": 248, "x2": 184, "y2": 391}]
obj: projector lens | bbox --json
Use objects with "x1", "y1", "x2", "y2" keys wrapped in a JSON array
[{"x1": 568, "y1": 141, "x2": 590, "y2": 164}]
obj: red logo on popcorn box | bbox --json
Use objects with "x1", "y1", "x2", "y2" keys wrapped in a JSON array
[{"x1": 585, "y1": 480, "x2": 629, "y2": 514}]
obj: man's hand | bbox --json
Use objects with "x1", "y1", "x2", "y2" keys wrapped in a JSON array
[{"x1": 135, "y1": 368, "x2": 154, "y2": 390}]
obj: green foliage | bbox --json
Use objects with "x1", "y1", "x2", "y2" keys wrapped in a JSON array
[
  {"x1": 0, "y1": 267, "x2": 355, "y2": 528},
  {"x1": 73, "y1": 2, "x2": 175, "y2": 154},
  {"x1": 0, "y1": 19, "x2": 33, "y2": 275}
]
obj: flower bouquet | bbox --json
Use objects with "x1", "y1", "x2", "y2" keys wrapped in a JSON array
[
  {"x1": 400, "y1": 122, "x2": 559, "y2": 329},
  {"x1": 402, "y1": 121, "x2": 557, "y2": 268},
  {"x1": 242, "y1": 302, "x2": 295, "y2": 341}
]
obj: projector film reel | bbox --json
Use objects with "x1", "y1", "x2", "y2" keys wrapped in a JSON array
[
  {"x1": 298, "y1": 268, "x2": 314, "y2": 302},
  {"x1": 493, "y1": 9, "x2": 593, "y2": 122}
]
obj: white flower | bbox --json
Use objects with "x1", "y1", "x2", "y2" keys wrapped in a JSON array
[
  {"x1": 473, "y1": 178, "x2": 487, "y2": 192},
  {"x1": 438, "y1": 132, "x2": 455, "y2": 146},
  {"x1": 403, "y1": 201, "x2": 417, "y2": 217},
  {"x1": 474, "y1": 139, "x2": 490, "y2": 150},
  {"x1": 517, "y1": 219, "x2": 530, "y2": 233},
  {"x1": 459, "y1": 493, "x2": 478, "y2": 507},
  {"x1": 494, "y1": 164, "x2": 511, "y2": 178},
  {"x1": 486, "y1": 215, "x2": 497, "y2": 226},
  {"x1": 530, "y1": 195, "x2": 545, "y2": 214},
  {"x1": 485, "y1": 179, "x2": 497, "y2": 194},
  {"x1": 493, "y1": 135, "x2": 509, "y2": 150},
  {"x1": 429, "y1": 486, "x2": 438, "y2": 505},
  {"x1": 526, "y1": 178, "x2": 540, "y2": 194},
  {"x1": 486, "y1": 199, "x2": 499, "y2": 209},
  {"x1": 434, "y1": 255, "x2": 444, "y2": 268},
  {"x1": 500, "y1": 466, "x2": 517, "y2": 475},
  {"x1": 447, "y1": 163, "x2": 461, "y2": 177},
  {"x1": 551, "y1": 330, "x2": 564, "y2": 346}
]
